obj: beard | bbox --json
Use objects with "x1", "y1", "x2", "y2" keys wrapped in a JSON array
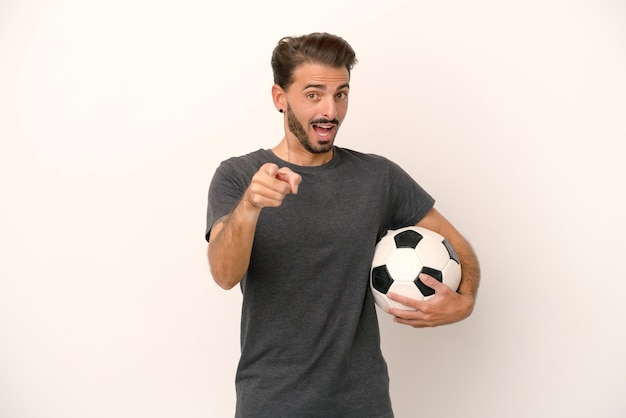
[{"x1": 286, "y1": 105, "x2": 339, "y2": 154}]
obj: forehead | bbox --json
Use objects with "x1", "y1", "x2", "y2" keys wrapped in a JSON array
[{"x1": 290, "y1": 62, "x2": 350, "y2": 90}]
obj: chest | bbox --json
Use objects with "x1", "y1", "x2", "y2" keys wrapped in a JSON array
[{"x1": 253, "y1": 172, "x2": 386, "y2": 259}]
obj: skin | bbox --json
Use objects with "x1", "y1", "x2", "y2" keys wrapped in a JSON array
[
  {"x1": 207, "y1": 62, "x2": 480, "y2": 327},
  {"x1": 272, "y1": 62, "x2": 350, "y2": 166}
]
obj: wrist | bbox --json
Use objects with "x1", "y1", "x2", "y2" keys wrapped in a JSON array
[{"x1": 236, "y1": 196, "x2": 262, "y2": 222}]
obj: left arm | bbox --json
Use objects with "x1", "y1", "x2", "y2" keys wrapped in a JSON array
[{"x1": 386, "y1": 207, "x2": 481, "y2": 327}]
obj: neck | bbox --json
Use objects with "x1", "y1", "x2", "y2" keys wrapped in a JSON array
[{"x1": 272, "y1": 137, "x2": 333, "y2": 166}]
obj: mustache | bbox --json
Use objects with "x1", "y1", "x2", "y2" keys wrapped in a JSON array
[{"x1": 310, "y1": 118, "x2": 339, "y2": 125}]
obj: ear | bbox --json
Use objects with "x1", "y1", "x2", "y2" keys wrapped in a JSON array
[{"x1": 272, "y1": 84, "x2": 286, "y2": 113}]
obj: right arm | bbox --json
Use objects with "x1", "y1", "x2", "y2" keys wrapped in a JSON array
[{"x1": 207, "y1": 163, "x2": 301, "y2": 290}]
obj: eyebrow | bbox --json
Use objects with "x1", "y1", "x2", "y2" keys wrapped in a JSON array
[{"x1": 303, "y1": 83, "x2": 350, "y2": 91}]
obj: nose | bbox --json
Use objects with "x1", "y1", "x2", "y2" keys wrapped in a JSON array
[{"x1": 320, "y1": 96, "x2": 338, "y2": 120}]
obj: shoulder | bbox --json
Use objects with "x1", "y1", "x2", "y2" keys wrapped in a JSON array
[
  {"x1": 209, "y1": 149, "x2": 275, "y2": 193},
  {"x1": 335, "y1": 146, "x2": 394, "y2": 166},
  {"x1": 216, "y1": 149, "x2": 273, "y2": 175},
  {"x1": 334, "y1": 147, "x2": 402, "y2": 174},
  {"x1": 220, "y1": 149, "x2": 270, "y2": 167}
]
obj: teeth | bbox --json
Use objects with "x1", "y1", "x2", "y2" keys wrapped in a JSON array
[{"x1": 313, "y1": 124, "x2": 334, "y2": 138}]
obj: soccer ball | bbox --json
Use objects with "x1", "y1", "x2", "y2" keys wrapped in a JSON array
[{"x1": 370, "y1": 226, "x2": 462, "y2": 311}]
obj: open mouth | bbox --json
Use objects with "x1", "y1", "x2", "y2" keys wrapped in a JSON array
[{"x1": 312, "y1": 123, "x2": 336, "y2": 139}]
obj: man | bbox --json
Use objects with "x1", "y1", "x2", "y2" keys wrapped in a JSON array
[{"x1": 206, "y1": 32, "x2": 480, "y2": 418}]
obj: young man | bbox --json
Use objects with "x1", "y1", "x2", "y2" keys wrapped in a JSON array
[{"x1": 206, "y1": 32, "x2": 480, "y2": 418}]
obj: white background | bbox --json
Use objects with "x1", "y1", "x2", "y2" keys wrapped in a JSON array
[{"x1": 1, "y1": 0, "x2": 625, "y2": 417}]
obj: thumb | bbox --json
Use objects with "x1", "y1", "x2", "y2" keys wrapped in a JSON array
[{"x1": 265, "y1": 163, "x2": 279, "y2": 177}]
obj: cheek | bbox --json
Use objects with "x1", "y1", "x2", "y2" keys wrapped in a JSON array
[{"x1": 337, "y1": 102, "x2": 349, "y2": 120}]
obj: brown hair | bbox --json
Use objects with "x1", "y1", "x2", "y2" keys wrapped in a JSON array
[{"x1": 271, "y1": 32, "x2": 358, "y2": 90}]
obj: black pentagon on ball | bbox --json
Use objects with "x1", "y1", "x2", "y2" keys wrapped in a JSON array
[
  {"x1": 372, "y1": 265, "x2": 394, "y2": 294},
  {"x1": 442, "y1": 239, "x2": 461, "y2": 264},
  {"x1": 414, "y1": 267, "x2": 443, "y2": 297},
  {"x1": 394, "y1": 230, "x2": 423, "y2": 249}
]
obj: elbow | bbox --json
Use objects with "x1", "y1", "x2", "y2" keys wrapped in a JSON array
[
  {"x1": 207, "y1": 243, "x2": 245, "y2": 290},
  {"x1": 209, "y1": 264, "x2": 242, "y2": 290},
  {"x1": 213, "y1": 275, "x2": 238, "y2": 290}
]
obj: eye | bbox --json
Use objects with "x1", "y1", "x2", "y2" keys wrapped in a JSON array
[
  {"x1": 306, "y1": 92, "x2": 318, "y2": 100},
  {"x1": 336, "y1": 91, "x2": 348, "y2": 100}
]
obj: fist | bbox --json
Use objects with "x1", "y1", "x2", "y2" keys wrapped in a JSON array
[{"x1": 244, "y1": 163, "x2": 302, "y2": 209}]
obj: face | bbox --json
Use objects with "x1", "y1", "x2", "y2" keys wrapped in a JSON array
[{"x1": 281, "y1": 63, "x2": 350, "y2": 155}]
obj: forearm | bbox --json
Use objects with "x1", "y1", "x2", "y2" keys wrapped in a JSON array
[
  {"x1": 208, "y1": 199, "x2": 261, "y2": 290},
  {"x1": 449, "y1": 234, "x2": 480, "y2": 308},
  {"x1": 415, "y1": 208, "x2": 481, "y2": 317}
]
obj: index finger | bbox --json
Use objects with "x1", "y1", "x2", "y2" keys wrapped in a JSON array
[{"x1": 275, "y1": 167, "x2": 302, "y2": 194}]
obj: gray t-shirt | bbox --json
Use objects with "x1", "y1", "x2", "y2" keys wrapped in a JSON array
[{"x1": 206, "y1": 147, "x2": 434, "y2": 418}]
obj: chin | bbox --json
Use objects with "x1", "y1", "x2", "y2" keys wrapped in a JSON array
[{"x1": 308, "y1": 140, "x2": 334, "y2": 154}]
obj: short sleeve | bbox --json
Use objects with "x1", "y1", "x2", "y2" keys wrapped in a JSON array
[
  {"x1": 385, "y1": 158, "x2": 435, "y2": 229},
  {"x1": 205, "y1": 161, "x2": 247, "y2": 241}
]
